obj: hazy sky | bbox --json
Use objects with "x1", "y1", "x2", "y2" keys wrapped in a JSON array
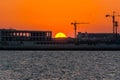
[{"x1": 0, "y1": 0, "x2": 120, "y2": 37}]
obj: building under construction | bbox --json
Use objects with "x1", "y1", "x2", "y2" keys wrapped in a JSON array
[{"x1": 0, "y1": 29, "x2": 52, "y2": 42}]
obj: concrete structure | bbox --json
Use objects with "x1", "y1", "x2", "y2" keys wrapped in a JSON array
[{"x1": 0, "y1": 29, "x2": 52, "y2": 42}]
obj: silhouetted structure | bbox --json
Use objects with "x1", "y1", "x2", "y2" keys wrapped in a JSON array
[
  {"x1": 77, "y1": 32, "x2": 115, "y2": 40},
  {"x1": 76, "y1": 32, "x2": 120, "y2": 45},
  {"x1": 0, "y1": 29, "x2": 52, "y2": 42},
  {"x1": 71, "y1": 21, "x2": 89, "y2": 38},
  {"x1": 115, "y1": 21, "x2": 119, "y2": 37},
  {"x1": 106, "y1": 11, "x2": 120, "y2": 37},
  {"x1": 1, "y1": 29, "x2": 120, "y2": 50}
]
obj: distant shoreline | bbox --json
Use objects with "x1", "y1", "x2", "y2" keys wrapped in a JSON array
[{"x1": 1, "y1": 44, "x2": 120, "y2": 50}]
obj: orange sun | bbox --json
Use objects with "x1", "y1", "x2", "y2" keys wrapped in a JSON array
[{"x1": 55, "y1": 32, "x2": 67, "y2": 38}]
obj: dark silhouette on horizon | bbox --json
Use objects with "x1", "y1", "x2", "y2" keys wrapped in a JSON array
[{"x1": 106, "y1": 11, "x2": 120, "y2": 38}]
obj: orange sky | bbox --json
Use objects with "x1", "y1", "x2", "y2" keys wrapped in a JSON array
[{"x1": 0, "y1": 0, "x2": 120, "y2": 37}]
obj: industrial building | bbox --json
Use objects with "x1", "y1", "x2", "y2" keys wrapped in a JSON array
[{"x1": 77, "y1": 32, "x2": 120, "y2": 40}]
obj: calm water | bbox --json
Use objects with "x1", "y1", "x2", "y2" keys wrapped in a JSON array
[{"x1": 0, "y1": 51, "x2": 120, "y2": 80}]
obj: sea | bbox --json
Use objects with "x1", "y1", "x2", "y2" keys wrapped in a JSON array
[{"x1": 0, "y1": 51, "x2": 120, "y2": 80}]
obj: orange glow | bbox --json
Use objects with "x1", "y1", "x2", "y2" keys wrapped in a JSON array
[
  {"x1": 55, "y1": 32, "x2": 67, "y2": 38},
  {"x1": 0, "y1": 0, "x2": 120, "y2": 37}
]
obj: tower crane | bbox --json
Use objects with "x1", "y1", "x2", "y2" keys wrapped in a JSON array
[
  {"x1": 106, "y1": 11, "x2": 120, "y2": 37},
  {"x1": 71, "y1": 21, "x2": 89, "y2": 38}
]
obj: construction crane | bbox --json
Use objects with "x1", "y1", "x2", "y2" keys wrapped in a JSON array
[
  {"x1": 106, "y1": 11, "x2": 120, "y2": 37},
  {"x1": 71, "y1": 21, "x2": 89, "y2": 38},
  {"x1": 115, "y1": 21, "x2": 119, "y2": 37}
]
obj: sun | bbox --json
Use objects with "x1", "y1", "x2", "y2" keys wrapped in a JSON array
[{"x1": 55, "y1": 32, "x2": 67, "y2": 38}]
